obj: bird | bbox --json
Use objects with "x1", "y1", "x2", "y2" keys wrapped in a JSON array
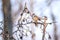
[{"x1": 32, "y1": 14, "x2": 41, "y2": 26}]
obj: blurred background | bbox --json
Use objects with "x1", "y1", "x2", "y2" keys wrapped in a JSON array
[{"x1": 0, "y1": 0, "x2": 60, "y2": 40}]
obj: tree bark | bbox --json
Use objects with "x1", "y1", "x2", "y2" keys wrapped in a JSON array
[{"x1": 2, "y1": 0, "x2": 12, "y2": 40}]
